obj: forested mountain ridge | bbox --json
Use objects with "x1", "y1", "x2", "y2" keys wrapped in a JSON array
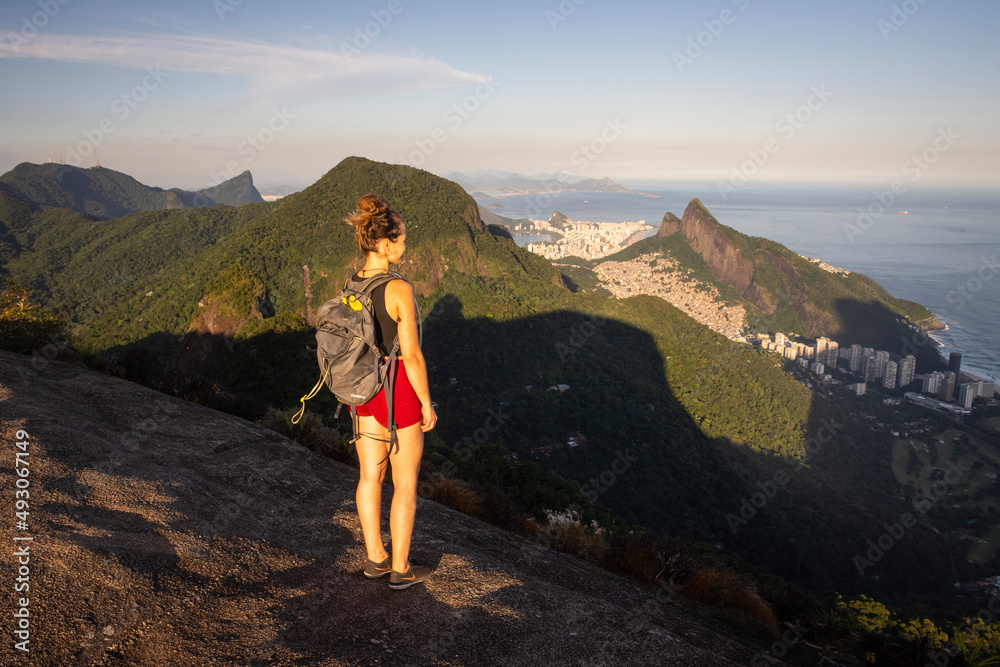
[
  {"x1": 0, "y1": 157, "x2": 990, "y2": 613},
  {"x1": 0, "y1": 162, "x2": 263, "y2": 219}
]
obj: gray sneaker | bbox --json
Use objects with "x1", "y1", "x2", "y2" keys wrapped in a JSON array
[
  {"x1": 364, "y1": 555, "x2": 392, "y2": 579},
  {"x1": 388, "y1": 563, "x2": 433, "y2": 590}
]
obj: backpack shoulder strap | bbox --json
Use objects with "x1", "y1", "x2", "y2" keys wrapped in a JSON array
[{"x1": 346, "y1": 270, "x2": 406, "y2": 296}]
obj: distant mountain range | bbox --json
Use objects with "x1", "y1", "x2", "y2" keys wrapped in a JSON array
[
  {"x1": 0, "y1": 162, "x2": 263, "y2": 219},
  {"x1": 446, "y1": 170, "x2": 631, "y2": 195}
]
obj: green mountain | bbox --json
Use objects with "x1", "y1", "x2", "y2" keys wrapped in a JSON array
[
  {"x1": 0, "y1": 162, "x2": 263, "y2": 219},
  {"x1": 0, "y1": 156, "x2": 988, "y2": 608}
]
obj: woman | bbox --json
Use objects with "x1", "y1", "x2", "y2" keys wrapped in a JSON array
[{"x1": 345, "y1": 193, "x2": 437, "y2": 590}]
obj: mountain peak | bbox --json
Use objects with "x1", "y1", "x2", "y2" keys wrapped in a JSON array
[
  {"x1": 656, "y1": 212, "x2": 681, "y2": 238},
  {"x1": 548, "y1": 211, "x2": 572, "y2": 229},
  {"x1": 195, "y1": 169, "x2": 263, "y2": 206}
]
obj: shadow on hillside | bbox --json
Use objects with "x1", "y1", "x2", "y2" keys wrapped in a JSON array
[
  {"x1": 832, "y1": 297, "x2": 947, "y2": 373},
  {"x1": 413, "y1": 296, "x2": 977, "y2": 603},
  {"x1": 33, "y1": 292, "x2": 980, "y2": 610}
]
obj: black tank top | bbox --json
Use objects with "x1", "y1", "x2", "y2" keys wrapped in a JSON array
[{"x1": 354, "y1": 273, "x2": 398, "y2": 356}]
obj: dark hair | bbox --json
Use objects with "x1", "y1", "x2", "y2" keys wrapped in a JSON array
[{"x1": 344, "y1": 194, "x2": 404, "y2": 253}]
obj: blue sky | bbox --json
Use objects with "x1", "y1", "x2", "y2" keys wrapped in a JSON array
[{"x1": 0, "y1": 0, "x2": 997, "y2": 192}]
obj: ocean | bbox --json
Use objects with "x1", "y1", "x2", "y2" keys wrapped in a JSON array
[{"x1": 476, "y1": 184, "x2": 1000, "y2": 383}]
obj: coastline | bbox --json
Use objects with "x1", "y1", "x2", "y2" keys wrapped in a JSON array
[
  {"x1": 470, "y1": 185, "x2": 1000, "y2": 383},
  {"x1": 918, "y1": 316, "x2": 947, "y2": 333}
]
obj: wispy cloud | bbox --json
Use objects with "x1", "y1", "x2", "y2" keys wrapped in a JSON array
[{"x1": 0, "y1": 32, "x2": 489, "y2": 101}]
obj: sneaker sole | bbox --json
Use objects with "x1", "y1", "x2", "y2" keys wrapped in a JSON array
[
  {"x1": 364, "y1": 570, "x2": 391, "y2": 579},
  {"x1": 388, "y1": 579, "x2": 422, "y2": 590}
]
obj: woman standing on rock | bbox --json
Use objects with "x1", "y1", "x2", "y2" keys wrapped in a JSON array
[{"x1": 345, "y1": 193, "x2": 437, "y2": 590}]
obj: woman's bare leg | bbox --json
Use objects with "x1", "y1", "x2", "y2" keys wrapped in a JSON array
[
  {"x1": 388, "y1": 422, "x2": 424, "y2": 572},
  {"x1": 354, "y1": 415, "x2": 390, "y2": 562}
]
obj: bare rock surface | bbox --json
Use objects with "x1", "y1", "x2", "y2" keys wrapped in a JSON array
[{"x1": 0, "y1": 351, "x2": 780, "y2": 666}]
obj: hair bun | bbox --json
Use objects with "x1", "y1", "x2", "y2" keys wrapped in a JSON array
[{"x1": 357, "y1": 194, "x2": 387, "y2": 217}]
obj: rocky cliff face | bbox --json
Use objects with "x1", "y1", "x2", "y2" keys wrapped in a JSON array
[
  {"x1": 0, "y1": 350, "x2": 778, "y2": 666},
  {"x1": 676, "y1": 200, "x2": 774, "y2": 314},
  {"x1": 173, "y1": 265, "x2": 272, "y2": 376}
]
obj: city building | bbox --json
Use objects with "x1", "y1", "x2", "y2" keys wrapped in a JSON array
[
  {"x1": 884, "y1": 361, "x2": 898, "y2": 389},
  {"x1": 849, "y1": 344, "x2": 863, "y2": 372},
  {"x1": 826, "y1": 341, "x2": 839, "y2": 368},
  {"x1": 959, "y1": 384, "x2": 976, "y2": 409},
  {"x1": 853, "y1": 382, "x2": 867, "y2": 396},
  {"x1": 923, "y1": 371, "x2": 942, "y2": 395},
  {"x1": 940, "y1": 372, "x2": 956, "y2": 403},
  {"x1": 962, "y1": 380, "x2": 998, "y2": 403},
  {"x1": 875, "y1": 350, "x2": 891, "y2": 380},
  {"x1": 811, "y1": 361, "x2": 825, "y2": 375},
  {"x1": 949, "y1": 352, "x2": 962, "y2": 376},
  {"x1": 898, "y1": 355, "x2": 916, "y2": 388},
  {"x1": 814, "y1": 337, "x2": 832, "y2": 365},
  {"x1": 862, "y1": 352, "x2": 878, "y2": 383}
]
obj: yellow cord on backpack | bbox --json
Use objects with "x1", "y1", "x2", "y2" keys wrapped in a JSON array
[{"x1": 291, "y1": 361, "x2": 333, "y2": 424}]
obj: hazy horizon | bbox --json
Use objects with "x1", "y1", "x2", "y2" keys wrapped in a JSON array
[{"x1": 1, "y1": 1, "x2": 998, "y2": 192}]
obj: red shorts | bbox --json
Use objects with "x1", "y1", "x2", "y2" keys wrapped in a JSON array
[{"x1": 354, "y1": 359, "x2": 423, "y2": 429}]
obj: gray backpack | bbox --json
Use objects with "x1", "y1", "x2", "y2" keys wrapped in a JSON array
[{"x1": 292, "y1": 271, "x2": 412, "y2": 450}]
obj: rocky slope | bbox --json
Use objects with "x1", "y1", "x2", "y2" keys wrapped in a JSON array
[{"x1": 0, "y1": 350, "x2": 781, "y2": 666}]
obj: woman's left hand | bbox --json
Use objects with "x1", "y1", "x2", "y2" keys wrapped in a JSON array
[{"x1": 420, "y1": 402, "x2": 438, "y2": 432}]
